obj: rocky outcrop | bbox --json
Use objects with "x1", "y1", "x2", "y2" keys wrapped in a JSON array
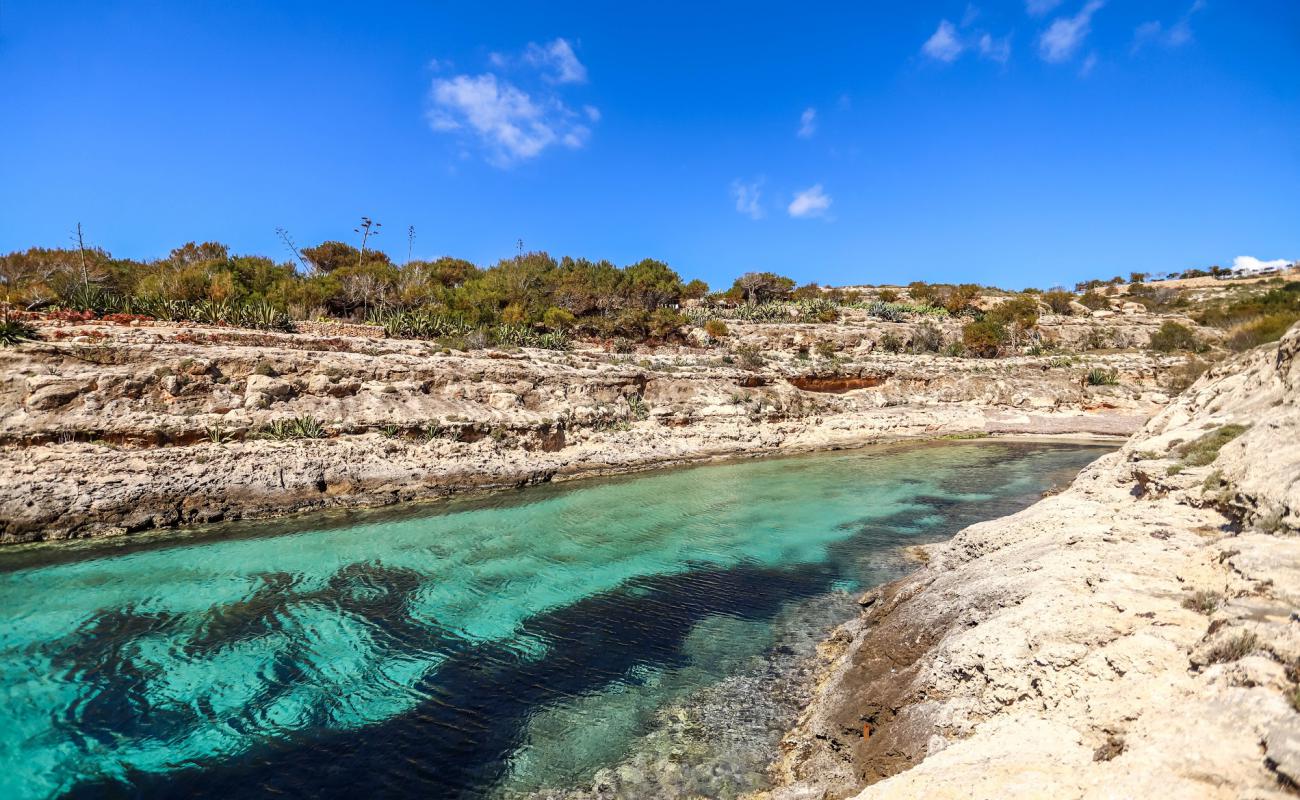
[
  {"x1": 766, "y1": 323, "x2": 1300, "y2": 799},
  {"x1": 0, "y1": 320, "x2": 1179, "y2": 542}
]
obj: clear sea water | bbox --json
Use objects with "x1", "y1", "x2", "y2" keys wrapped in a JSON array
[{"x1": 0, "y1": 440, "x2": 1109, "y2": 799}]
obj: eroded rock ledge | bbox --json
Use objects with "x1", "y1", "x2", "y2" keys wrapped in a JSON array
[
  {"x1": 0, "y1": 321, "x2": 1167, "y2": 543},
  {"x1": 765, "y1": 324, "x2": 1300, "y2": 799}
]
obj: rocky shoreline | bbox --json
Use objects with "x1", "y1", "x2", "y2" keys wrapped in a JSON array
[
  {"x1": 763, "y1": 324, "x2": 1300, "y2": 799},
  {"x1": 0, "y1": 315, "x2": 1168, "y2": 543}
]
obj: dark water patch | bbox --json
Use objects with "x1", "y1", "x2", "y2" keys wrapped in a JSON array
[{"x1": 0, "y1": 441, "x2": 1113, "y2": 800}]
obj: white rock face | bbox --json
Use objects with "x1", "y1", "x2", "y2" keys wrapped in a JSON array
[
  {"x1": 0, "y1": 320, "x2": 1176, "y2": 542},
  {"x1": 767, "y1": 323, "x2": 1300, "y2": 800}
]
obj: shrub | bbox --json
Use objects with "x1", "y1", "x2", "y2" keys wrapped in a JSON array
[
  {"x1": 542, "y1": 306, "x2": 577, "y2": 331},
  {"x1": 1085, "y1": 368, "x2": 1119, "y2": 386},
  {"x1": 0, "y1": 318, "x2": 37, "y2": 347},
  {"x1": 1176, "y1": 424, "x2": 1249, "y2": 467},
  {"x1": 878, "y1": 332, "x2": 903, "y2": 353},
  {"x1": 1162, "y1": 356, "x2": 1210, "y2": 394},
  {"x1": 1149, "y1": 321, "x2": 1206, "y2": 353},
  {"x1": 961, "y1": 319, "x2": 1008, "y2": 358},
  {"x1": 941, "y1": 284, "x2": 981, "y2": 315},
  {"x1": 1225, "y1": 312, "x2": 1300, "y2": 352},
  {"x1": 733, "y1": 343, "x2": 766, "y2": 368},
  {"x1": 1077, "y1": 291, "x2": 1109, "y2": 310},
  {"x1": 1042, "y1": 290, "x2": 1075, "y2": 315},
  {"x1": 907, "y1": 281, "x2": 939, "y2": 305},
  {"x1": 877, "y1": 288, "x2": 900, "y2": 303},
  {"x1": 1182, "y1": 589, "x2": 1223, "y2": 615},
  {"x1": 1205, "y1": 631, "x2": 1258, "y2": 664},
  {"x1": 612, "y1": 337, "x2": 635, "y2": 354},
  {"x1": 814, "y1": 339, "x2": 837, "y2": 359},
  {"x1": 704, "y1": 319, "x2": 729, "y2": 338},
  {"x1": 649, "y1": 307, "x2": 685, "y2": 338},
  {"x1": 910, "y1": 321, "x2": 944, "y2": 353}
]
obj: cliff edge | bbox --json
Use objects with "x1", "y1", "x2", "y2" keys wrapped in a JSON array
[{"x1": 769, "y1": 322, "x2": 1300, "y2": 799}]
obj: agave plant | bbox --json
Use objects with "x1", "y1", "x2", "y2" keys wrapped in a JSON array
[
  {"x1": 290, "y1": 414, "x2": 327, "y2": 438},
  {"x1": 1085, "y1": 367, "x2": 1120, "y2": 386},
  {"x1": 239, "y1": 299, "x2": 292, "y2": 332},
  {"x1": 62, "y1": 283, "x2": 118, "y2": 313},
  {"x1": 0, "y1": 318, "x2": 37, "y2": 347},
  {"x1": 192, "y1": 299, "x2": 238, "y2": 325},
  {"x1": 536, "y1": 331, "x2": 571, "y2": 351},
  {"x1": 205, "y1": 424, "x2": 232, "y2": 444}
]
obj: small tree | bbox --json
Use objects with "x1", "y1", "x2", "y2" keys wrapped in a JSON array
[
  {"x1": 733, "y1": 271, "x2": 795, "y2": 305},
  {"x1": 962, "y1": 319, "x2": 1008, "y2": 358}
]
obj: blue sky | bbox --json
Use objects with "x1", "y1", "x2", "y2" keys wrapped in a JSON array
[{"x1": 1, "y1": 1, "x2": 1297, "y2": 289}]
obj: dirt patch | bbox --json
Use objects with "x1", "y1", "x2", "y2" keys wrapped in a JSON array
[{"x1": 789, "y1": 374, "x2": 886, "y2": 393}]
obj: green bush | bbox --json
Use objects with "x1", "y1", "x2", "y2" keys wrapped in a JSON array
[
  {"x1": 1078, "y1": 291, "x2": 1109, "y2": 310},
  {"x1": 961, "y1": 319, "x2": 1007, "y2": 358},
  {"x1": 1042, "y1": 290, "x2": 1075, "y2": 315},
  {"x1": 1225, "y1": 312, "x2": 1300, "y2": 352},
  {"x1": 910, "y1": 321, "x2": 944, "y2": 353},
  {"x1": 1149, "y1": 321, "x2": 1206, "y2": 353},
  {"x1": 704, "y1": 319, "x2": 729, "y2": 338},
  {"x1": 1176, "y1": 424, "x2": 1249, "y2": 467},
  {"x1": 733, "y1": 343, "x2": 766, "y2": 368}
]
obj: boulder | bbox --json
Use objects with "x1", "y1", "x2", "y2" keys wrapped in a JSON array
[{"x1": 24, "y1": 375, "x2": 90, "y2": 411}]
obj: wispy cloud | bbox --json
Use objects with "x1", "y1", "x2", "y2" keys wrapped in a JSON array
[
  {"x1": 797, "y1": 107, "x2": 817, "y2": 138},
  {"x1": 1079, "y1": 52, "x2": 1098, "y2": 76},
  {"x1": 788, "y1": 184, "x2": 831, "y2": 219},
  {"x1": 524, "y1": 38, "x2": 588, "y2": 84},
  {"x1": 427, "y1": 39, "x2": 595, "y2": 167},
  {"x1": 1133, "y1": 1, "x2": 1206, "y2": 52},
  {"x1": 922, "y1": 19, "x2": 964, "y2": 62},
  {"x1": 1026, "y1": 0, "x2": 1064, "y2": 15},
  {"x1": 1039, "y1": 0, "x2": 1105, "y2": 63},
  {"x1": 922, "y1": 17, "x2": 1011, "y2": 65},
  {"x1": 978, "y1": 33, "x2": 1012, "y2": 63},
  {"x1": 731, "y1": 179, "x2": 765, "y2": 219}
]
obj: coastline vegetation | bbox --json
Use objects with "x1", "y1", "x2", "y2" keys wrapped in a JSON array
[{"x1": 4, "y1": 226, "x2": 1294, "y2": 365}]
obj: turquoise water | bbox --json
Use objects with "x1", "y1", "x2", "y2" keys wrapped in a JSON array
[{"x1": 0, "y1": 440, "x2": 1108, "y2": 799}]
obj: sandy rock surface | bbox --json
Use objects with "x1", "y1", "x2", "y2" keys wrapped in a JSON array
[
  {"x1": 0, "y1": 319, "x2": 1177, "y2": 542},
  {"x1": 765, "y1": 323, "x2": 1300, "y2": 799}
]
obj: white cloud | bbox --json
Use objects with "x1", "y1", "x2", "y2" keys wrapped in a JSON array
[
  {"x1": 1026, "y1": 0, "x2": 1064, "y2": 15},
  {"x1": 427, "y1": 38, "x2": 595, "y2": 167},
  {"x1": 524, "y1": 38, "x2": 588, "y2": 84},
  {"x1": 1232, "y1": 256, "x2": 1293, "y2": 273},
  {"x1": 428, "y1": 73, "x2": 591, "y2": 166},
  {"x1": 731, "y1": 179, "x2": 765, "y2": 219},
  {"x1": 922, "y1": 20, "x2": 964, "y2": 62},
  {"x1": 1039, "y1": 0, "x2": 1105, "y2": 63},
  {"x1": 1133, "y1": 1, "x2": 1206, "y2": 52},
  {"x1": 1079, "y1": 51, "x2": 1098, "y2": 76},
  {"x1": 788, "y1": 184, "x2": 831, "y2": 218},
  {"x1": 978, "y1": 33, "x2": 1012, "y2": 63},
  {"x1": 798, "y1": 107, "x2": 817, "y2": 138}
]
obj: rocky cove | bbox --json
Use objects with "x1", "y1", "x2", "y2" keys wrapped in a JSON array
[
  {"x1": 0, "y1": 307, "x2": 1180, "y2": 542},
  {"x1": 0, "y1": 312, "x2": 1297, "y2": 799}
]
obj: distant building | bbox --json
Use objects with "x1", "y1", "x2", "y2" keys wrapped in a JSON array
[{"x1": 1221, "y1": 256, "x2": 1296, "y2": 279}]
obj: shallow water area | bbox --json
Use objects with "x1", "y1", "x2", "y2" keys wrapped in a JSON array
[{"x1": 0, "y1": 440, "x2": 1111, "y2": 799}]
